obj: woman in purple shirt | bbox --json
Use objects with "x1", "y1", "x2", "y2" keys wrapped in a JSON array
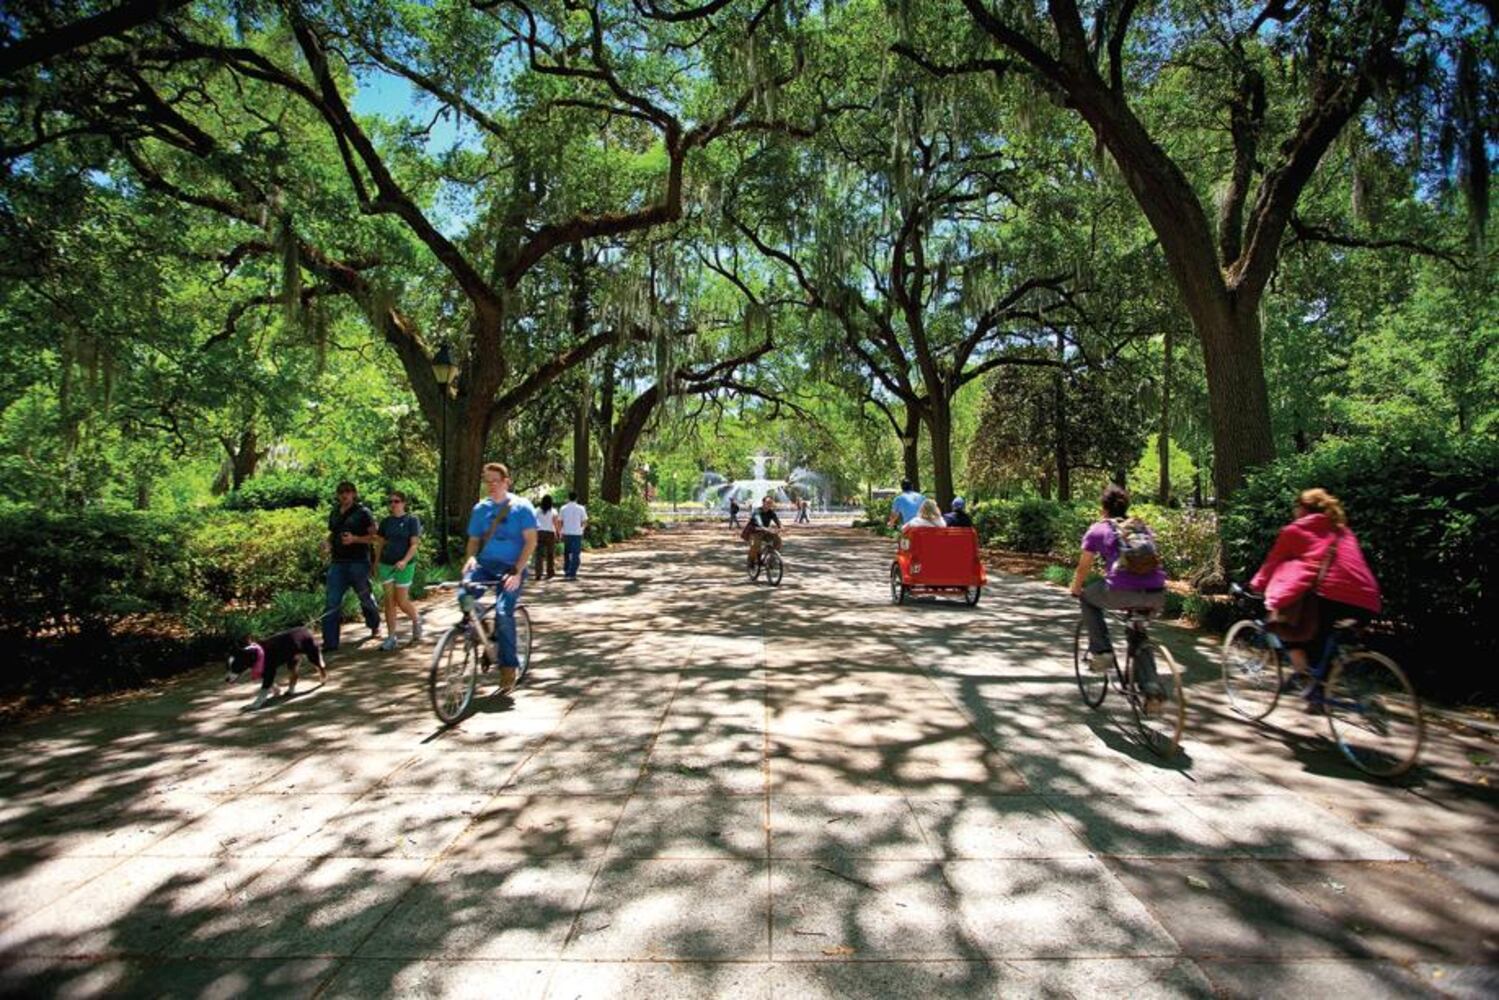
[{"x1": 1068, "y1": 484, "x2": 1167, "y2": 705}]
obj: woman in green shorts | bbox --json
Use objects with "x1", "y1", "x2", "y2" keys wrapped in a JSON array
[{"x1": 377, "y1": 491, "x2": 423, "y2": 650}]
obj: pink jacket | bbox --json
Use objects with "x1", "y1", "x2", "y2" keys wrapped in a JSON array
[{"x1": 1250, "y1": 512, "x2": 1382, "y2": 614}]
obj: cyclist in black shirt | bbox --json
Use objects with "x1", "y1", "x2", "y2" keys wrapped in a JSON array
[{"x1": 744, "y1": 496, "x2": 782, "y2": 568}]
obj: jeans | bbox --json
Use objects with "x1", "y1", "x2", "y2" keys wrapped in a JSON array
[
  {"x1": 471, "y1": 564, "x2": 526, "y2": 667},
  {"x1": 562, "y1": 535, "x2": 583, "y2": 578},
  {"x1": 324, "y1": 560, "x2": 381, "y2": 649},
  {"x1": 1079, "y1": 580, "x2": 1166, "y2": 689}
]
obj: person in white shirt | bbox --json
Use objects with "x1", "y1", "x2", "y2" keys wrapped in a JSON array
[
  {"x1": 559, "y1": 492, "x2": 589, "y2": 580},
  {"x1": 533, "y1": 494, "x2": 560, "y2": 579}
]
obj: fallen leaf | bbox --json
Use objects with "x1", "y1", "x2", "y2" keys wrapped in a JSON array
[
  {"x1": 1324, "y1": 879, "x2": 1346, "y2": 893},
  {"x1": 1468, "y1": 752, "x2": 1492, "y2": 767},
  {"x1": 823, "y1": 944, "x2": 855, "y2": 956},
  {"x1": 1186, "y1": 875, "x2": 1211, "y2": 890}
]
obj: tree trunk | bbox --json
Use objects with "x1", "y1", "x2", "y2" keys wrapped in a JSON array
[
  {"x1": 229, "y1": 427, "x2": 260, "y2": 491},
  {"x1": 1158, "y1": 325, "x2": 1172, "y2": 505},
  {"x1": 900, "y1": 407, "x2": 921, "y2": 489},
  {"x1": 925, "y1": 394, "x2": 955, "y2": 507},
  {"x1": 1054, "y1": 329, "x2": 1071, "y2": 502},
  {"x1": 601, "y1": 387, "x2": 659, "y2": 504},
  {"x1": 572, "y1": 377, "x2": 591, "y2": 503},
  {"x1": 568, "y1": 243, "x2": 592, "y2": 503},
  {"x1": 443, "y1": 393, "x2": 490, "y2": 550},
  {"x1": 1194, "y1": 298, "x2": 1275, "y2": 504}
]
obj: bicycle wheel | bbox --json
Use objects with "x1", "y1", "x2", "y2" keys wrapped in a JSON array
[
  {"x1": 1222, "y1": 619, "x2": 1283, "y2": 721},
  {"x1": 429, "y1": 623, "x2": 479, "y2": 724},
  {"x1": 1130, "y1": 642, "x2": 1185, "y2": 758},
  {"x1": 964, "y1": 586, "x2": 981, "y2": 606},
  {"x1": 764, "y1": 549, "x2": 784, "y2": 586},
  {"x1": 1073, "y1": 620, "x2": 1108, "y2": 708},
  {"x1": 1325, "y1": 650, "x2": 1423, "y2": 778},
  {"x1": 514, "y1": 606, "x2": 533, "y2": 684},
  {"x1": 747, "y1": 552, "x2": 761, "y2": 582},
  {"x1": 889, "y1": 563, "x2": 906, "y2": 604}
]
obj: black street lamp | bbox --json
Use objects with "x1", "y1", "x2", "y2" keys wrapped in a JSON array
[{"x1": 431, "y1": 343, "x2": 458, "y2": 565}]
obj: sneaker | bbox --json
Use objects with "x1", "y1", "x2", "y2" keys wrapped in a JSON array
[
  {"x1": 499, "y1": 667, "x2": 518, "y2": 694},
  {"x1": 368, "y1": 625, "x2": 381, "y2": 641},
  {"x1": 249, "y1": 688, "x2": 271, "y2": 710},
  {"x1": 412, "y1": 619, "x2": 424, "y2": 642},
  {"x1": 380, "y1": 635, "x2": 397, "y2": 652},
  {"x1": 1088, "y1": 651, "x2": 1115, "y2": 674}
]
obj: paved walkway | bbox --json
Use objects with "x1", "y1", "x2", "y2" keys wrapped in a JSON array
[{"x1": 1, "y1": 527, "x2": 1495, "y2": 998}]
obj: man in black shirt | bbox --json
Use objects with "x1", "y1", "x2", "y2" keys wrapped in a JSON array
[
  {"x1": 321, "y1": 480, "x2": 383, "y2": 652},
  {"x1": 745, "y1": 496, "x2": 782, "y2": 568},
  {"x1": 944, "y1": 496, "x2": 974, "y2": 528}
]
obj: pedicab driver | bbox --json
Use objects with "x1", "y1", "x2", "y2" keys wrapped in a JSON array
[
  {"x1": 745, "y1": 495, "x2": 783, "y2": 569},
  {"x1": 886, "y1": 479, "x2": 926, "y2": 527},
  {"x1": 463, "y1": 462, "x2": 537, "y2": 693}
]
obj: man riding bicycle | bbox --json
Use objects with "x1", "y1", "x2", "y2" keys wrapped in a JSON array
[
  {"x1": 463, "y1": 462, "x2": 537, "y2": 693},
  {"x1": 744, "y1": 495, "x2": 782, "y2": 569}
]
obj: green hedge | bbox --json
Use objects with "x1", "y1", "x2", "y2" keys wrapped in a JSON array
[
  {"x1": 1221, "y1": 433, "x2": 1499, "y2": 672},
  {"x1": 224, "y1": 471, "x2": 430, "y2": 514},
  {"x1": 0, "y1": 503, "x2": 451, "y2": 708},
  {"x1": 969, "y1": 497, "x2": 1217, "y2": 580},
  {"x1": 584, "y1": 496, "x2": 651, "y2": 547}
]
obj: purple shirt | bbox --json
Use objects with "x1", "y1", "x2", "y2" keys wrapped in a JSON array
[{"x1": 1082, "y1": 520, "x2": 1167, "y2": 591}]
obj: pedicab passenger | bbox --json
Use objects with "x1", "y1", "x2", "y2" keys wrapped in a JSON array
[
  {"x1": 943, "y1": 497, "x2": 973, "y2": 528},
  {"x1": 902, "y1": 499, "x2": 947, "y2": 532}
]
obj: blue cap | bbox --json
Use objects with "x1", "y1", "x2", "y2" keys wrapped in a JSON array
[{"x1": 952, "y1": 497, "x2": 966, "y2": 508}]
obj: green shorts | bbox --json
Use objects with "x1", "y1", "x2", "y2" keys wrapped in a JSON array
[{"x1": 377, "y1": 561, "x2": 416, "y2": 588}]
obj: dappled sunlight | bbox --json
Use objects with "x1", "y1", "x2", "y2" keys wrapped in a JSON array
[{"x1": 0, "y1": 527, "x2": 1491, "y2": 995}]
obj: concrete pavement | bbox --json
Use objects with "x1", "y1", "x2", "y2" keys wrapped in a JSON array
[{"x1": 1, "y1": 526, "x2": 1495, "y2": 997}]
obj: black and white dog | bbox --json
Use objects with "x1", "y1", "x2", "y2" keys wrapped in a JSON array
[{"x1": 225, "y1": 626, "x2": 326, "y2": 710}]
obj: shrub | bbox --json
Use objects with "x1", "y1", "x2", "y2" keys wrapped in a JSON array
[
  {"x1": 1130, "y1": 503, "x2": 1219, "y2": 581},
  {"x1": 1011, "y1": 497, "x2": 1061, "y2": 553},
  {"x1": 222, "y1": 471, "x2": 332, "y2": 511},
  {"x1": 187, "y1": 508, "x2": 326, "y2": 605},
  {"x1": 1041, "y1": 564, "x2": 1073, "y2": 586},
  {"x1": 1181, "y1": 592, "x2": 1237, "y2": 633},
  {"x1": 1221, "y1": 432, "x2": 1498, "y2": 671},
  {"x1": 584, "y1": 496, "x2": 651, "y2": 547},
  {"x1": 0, "y1": 508, "x2": 194, "y2": 641},
  {"x1": 859, "y1": 496, "x2": 895, "y2": 531}
]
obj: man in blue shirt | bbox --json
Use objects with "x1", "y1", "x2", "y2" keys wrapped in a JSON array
[
  {"x1": 887, "y1": 479, "x2": 927, "y2": 528},
  {"x1": 463, "y1": 462, "x2": 537, "y2": 692}
]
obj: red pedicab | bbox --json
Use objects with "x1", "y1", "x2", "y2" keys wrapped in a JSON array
[{"x1": 890, "y1": 527, "x2": 987, "y2": 606}]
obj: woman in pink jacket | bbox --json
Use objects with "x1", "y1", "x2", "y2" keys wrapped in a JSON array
[{"x1": 1250, "y1": 488, "x2": 1382, "y2": 692}]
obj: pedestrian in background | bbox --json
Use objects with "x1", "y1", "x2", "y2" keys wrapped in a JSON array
[
  {"x1": 321, "y1": 480, "x2": 382, "y2": 653},
  {"x1": 534, "y1": 494, "x2": 559, "y2": 579},
  {"x1": 560, "y1": 491, "x2": 588, "y2": 580}
]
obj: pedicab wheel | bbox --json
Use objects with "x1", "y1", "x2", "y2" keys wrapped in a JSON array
[
  {"x1": 1072, "y1": 620, "x2": 1107, "y2": 708},
  {"x1": 429, "y1": 624, "x2": 479, "y2": 724},
  {"x1": 889, "y1": 563, "x2": 906, "y2": 604},
  {"x1": 1222, "y1": 619, "x2": 1282, "y2": 721},
  {"x1": 1325, "y1": 650, "x2": 1423, "y2": 778},
  {"x1": 1130, "y1": 642, "x2": 1185, "y2": 759},
  {"x1": 764, "y1": 549, "x2": 784, "y2": 586},
  {"x1": 514, "y1": 606, "x2": 533, "y2": 684},
  {"x1": 964, "y1": 586, "x2": 981, "y2": 606}
]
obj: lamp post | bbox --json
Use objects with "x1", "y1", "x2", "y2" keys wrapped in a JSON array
[{"x1": 431, "y1": 344, "x2": 458, "y2": 565}]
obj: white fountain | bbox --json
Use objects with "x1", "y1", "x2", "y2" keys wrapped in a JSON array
[{"x1": 698, "y1": 454, "x2": 828, "y2": 509}]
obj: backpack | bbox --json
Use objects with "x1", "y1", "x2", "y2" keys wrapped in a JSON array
[{"x1": 1111, "y1": 517, "x2": 1161, "y2": 575}]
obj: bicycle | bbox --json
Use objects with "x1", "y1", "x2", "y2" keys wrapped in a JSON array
[
  {"x1": 746, "y1": 529, "x2": 784, "y2": 586},
  {"x1": 428, "y1": 576, "x2": 533, "y2": 725},
  {"x1": 1073, "y1": 606, "x2": 1185, "y2": 758},
  {"x1": 1221, "y1": 584, "x2": 1423, "y2": 778}
]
